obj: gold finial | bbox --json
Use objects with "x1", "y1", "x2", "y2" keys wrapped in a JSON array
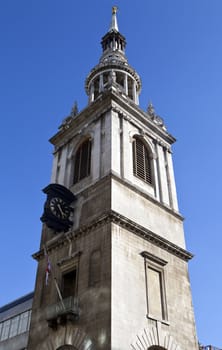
[
  {"x1": 110, "y1": 6, "x2": 119, "y2": 32},
  {"x1": 112, "y1": 6, "x2": 118, "y2": 14}
]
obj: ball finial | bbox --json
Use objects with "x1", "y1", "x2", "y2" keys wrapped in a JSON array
[{"x1": 112, "y1": 6, "x2": 118, "y2": 14}]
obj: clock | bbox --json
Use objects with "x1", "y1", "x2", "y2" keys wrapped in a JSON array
[
  {"x1": 49, "y1": 197, "x2": 71, "y2": 220},
  {"x1": 40, "y1": 183, "x2": 76, "y2": 232}
]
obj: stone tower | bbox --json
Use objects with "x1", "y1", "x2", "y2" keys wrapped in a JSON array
[{"x1": 27, "y1": 8, "x2": 199, "y2": 350}]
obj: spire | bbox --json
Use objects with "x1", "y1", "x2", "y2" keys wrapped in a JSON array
[
  {"x1": 100, "y1": 6, "x2": 126, "y2": 62},
  {"x1": 109, "y1": 6, "x2": 119, "y2": 32},
  {"x1": 85, "y1": 7, "x2": 142, "y2": 105}
]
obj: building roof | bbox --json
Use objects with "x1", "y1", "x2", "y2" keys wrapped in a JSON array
[{"x1": 0, "y1": 292, "x2": 34, "y2": 314}]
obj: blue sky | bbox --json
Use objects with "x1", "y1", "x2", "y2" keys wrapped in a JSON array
[{"x1": 0, "y1": 0, "x2": 222, "y2": 347}]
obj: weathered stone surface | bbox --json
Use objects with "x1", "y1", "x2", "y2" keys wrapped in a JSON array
[{"x1": 27, "y1": 9, "x2": 198, "y2": 350}]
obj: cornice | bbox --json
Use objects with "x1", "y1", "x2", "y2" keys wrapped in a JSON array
[
  {"x1": 72, "y1": 172, "x2": 183, "y2": 221},
  {"x1": 110, "y1": 94, "x2": 176, "y2": 145},
  {"x1": 32, "y1": 212, "x2": 111, "y2": 261},
  {"x1": 110, "y1": 211, "x2": 193, "y2": 261},
  {"x1": 49, "y1": 100, "x2": 112, "y2": 147},
  {"x1": 33, "y1": 210, "x2": 193, "y2": 263},
  {"x1": 49, "y1": 91, "x2": 175, "y2": 148}
]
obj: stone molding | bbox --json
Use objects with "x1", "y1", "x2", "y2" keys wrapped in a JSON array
[
  {"x1": 33, "y1": 210, "x2": 193, "y2": 263},
  {"x1": 72, "y1": 172, "x2": 183, "y2": 221},
  {"x1": 36, "y1": 326, "x2": 94, "y2": 350},
  {"x1": 109, "y1": 211, "x2": 193, "y2": 261},
  {"x1": 50, "y1": 90, "x2": 175, "y2": 149},
  {"x1": 140, "y1": 251, "x2": 168, "y2": 266},
  {"x1": 130, "y1": 325, "x2": 182, "y2": 350}
]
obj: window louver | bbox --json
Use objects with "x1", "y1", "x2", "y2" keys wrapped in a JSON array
[
  {"x1": 133, "y1": 137, "x2": 152, "y2": 185},
  {"x1": 73, "y1": 139, "x2": 91, "y2": 184}
]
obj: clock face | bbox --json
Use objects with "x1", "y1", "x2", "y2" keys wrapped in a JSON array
[{"x1": 49, "y1": 197, "x2": 71, "y2": 220}]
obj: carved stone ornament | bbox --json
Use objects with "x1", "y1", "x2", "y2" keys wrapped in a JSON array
[
  {"x1": 58, "y1": 116, "x2": 73, "y2": 130},
  {"x1": 58, "y1": 101, "x2": 79, "y2": 130},
  {"x1": 153, "y1": 114, "x2": 164, "y2": 127},
  {"x1": 70, "y1": 101, "x2": 79, "y2": 118},
  {"x1": 147, "y1": 102, "x2": 155, "y2": 118},
  {"x1": 147, "y1": 102, "x2": 165, "y2": 128}
]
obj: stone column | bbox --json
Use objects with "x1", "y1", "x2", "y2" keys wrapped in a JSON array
[
  {"x1": 165, "y1": 149, "x2": 179, "y2": 211},
  {"x1": 90, "y1": 82, "x2": 95, "y2": 103},
  {"x1": 156, "y1": 143, "x2": 170, "y2": 206},
  {"x1": 152, "y1": 142, "x2": 160, "y2": 201},
  {"x1": 99, "y1": 74, "x2": 104, "y2": 93},
  {"x1": 132, "y1": 80, "x2": 137, "y2": 103},
  {"x1": 124, "y1": 74, "x2": 128, "y2": 95}
]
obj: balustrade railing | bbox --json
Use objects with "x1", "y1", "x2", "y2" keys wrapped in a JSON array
[{"x1": 46, "y1": 296, "x2": 79, "y2": 327}]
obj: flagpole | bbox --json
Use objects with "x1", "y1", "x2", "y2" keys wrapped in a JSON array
[
  {"x1": 43, "y1": 245, "x2": 66, "y2": 311},
  {"x1": 54, "y1": 278, "x2": 66, "y2": 310},
  {"x1": 43, "y1": 245, "x2": 51, "y2": 286}
]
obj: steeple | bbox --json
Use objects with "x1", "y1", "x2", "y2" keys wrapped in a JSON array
[
  {"x1": 109, "y1": 6, "x2": 119, "y2": 32},
  {"x1": 27, "y1": 8, "x2": 198, "y2": 350},
  {"x1": 85, "y1": 7, "x2": 141, "y2": 105}
]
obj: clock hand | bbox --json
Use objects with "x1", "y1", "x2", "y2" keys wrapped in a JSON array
[{"x1": 57, "y1": 203, "x2": 64, "y2": 216}]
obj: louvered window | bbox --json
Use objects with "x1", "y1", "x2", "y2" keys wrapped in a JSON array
[
  {"x1": 133, "y1": 137, "x2": 153, "y2": 185},
  {"x1": 73, "y1": 139, "x2": 91, "y2": 184}
]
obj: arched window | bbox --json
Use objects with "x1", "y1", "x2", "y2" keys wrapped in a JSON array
[
  {"x1": 73, "y1": 139, "x2": 91, "y2": 184},
  {"x1": 132, "y1": 136, "x2": 153, "y2": 185}
]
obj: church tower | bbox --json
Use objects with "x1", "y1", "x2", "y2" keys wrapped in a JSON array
[{"x1": 27, "y1": 8, "x2": 199, "y2": 350}]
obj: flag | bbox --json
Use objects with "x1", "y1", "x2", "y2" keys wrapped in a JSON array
[{"x1": 44, "y1": 246, "x2": 51, "y2": 285}]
